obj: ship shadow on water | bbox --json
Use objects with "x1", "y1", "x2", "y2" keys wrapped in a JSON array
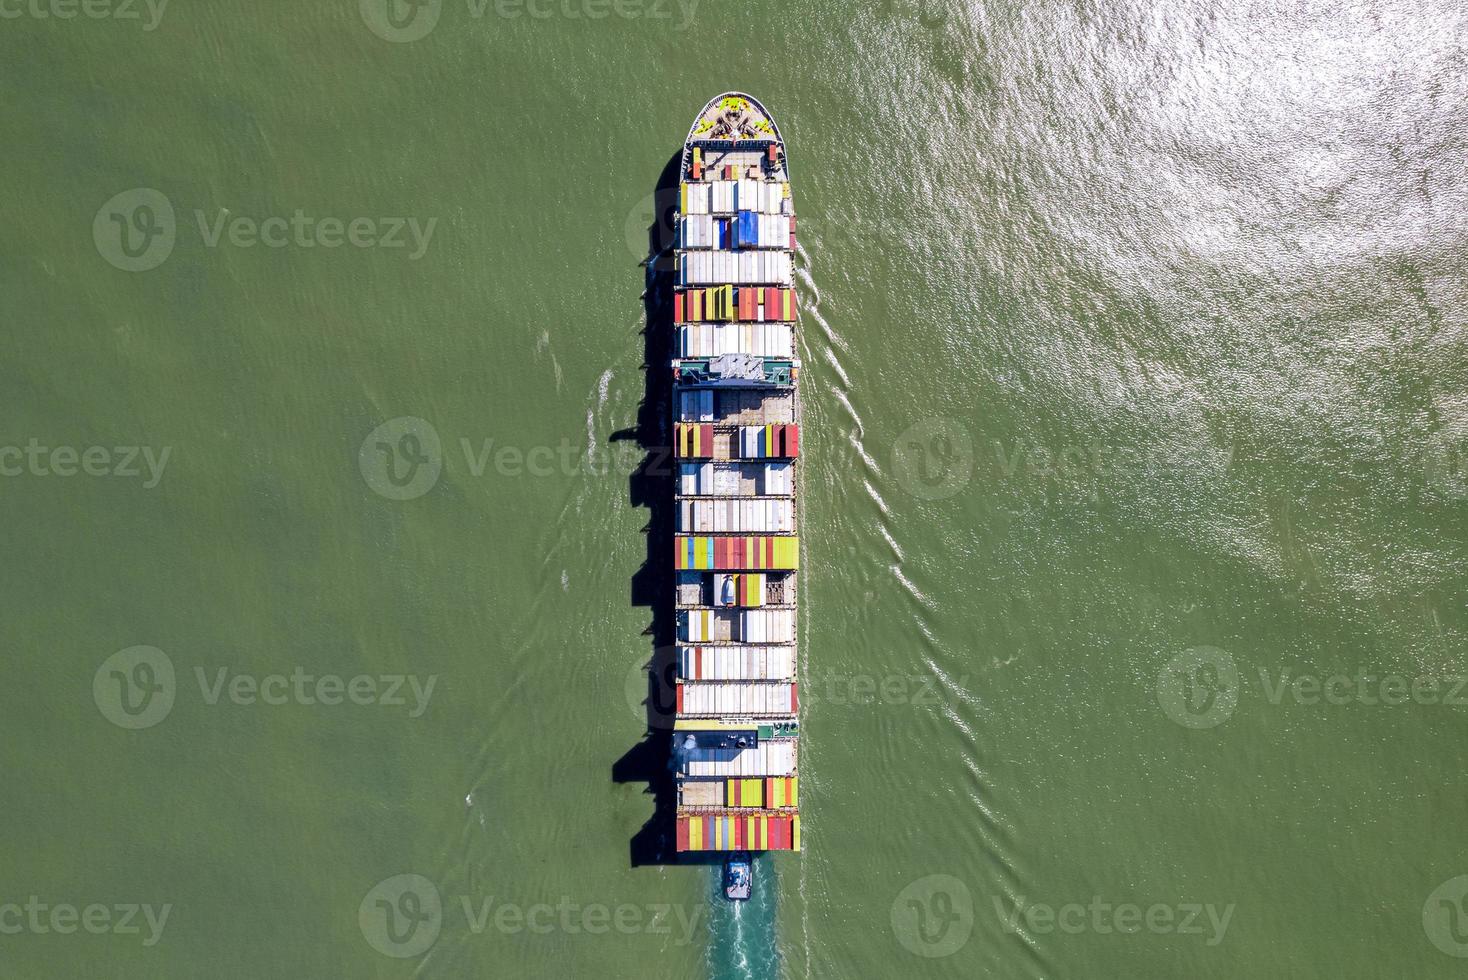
[{"x1": 610, "y1": 151, "x2": 720, "y2": 869}]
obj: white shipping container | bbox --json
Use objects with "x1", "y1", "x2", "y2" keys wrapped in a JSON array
[
  {"x1": 682, "y1": 739, "x2": 797, "y2": 777},
  {"x1": 680, "y1": 644, "x2": 795, "y2": 680},
  {"x1": 678, "y1": 609, "x2": 715, "y2": 643},
  {"x1": 679, "y1": 461, "x2": 713, "y2": 495},
  {"x1": 675, "y1": 323, "x2": 791, "y2": 359},
  {"x1": 762, "y1": 462, "x2": 792, "y2": 495},
  {"x1": 683, "y1": 182, "x2": 711, "y2": 215},
  {"x1": 680, "y1": 250, "x2": 793, "y2": 286},
  {"x1": 679, "y1": 681, "x2": 797, "y2": 716},
  {"x1": 740, "y1": 608, "x2": 795, "y2": 643},
  {"x1": 678, "y1": 214, "x2": 714, "y2": 249},
  {"x1": 711, "y1": 181, "x2": 735, "y2": 213},
  {"x1": 679, "y1": 499, "x2": 793, "y2": 533}
]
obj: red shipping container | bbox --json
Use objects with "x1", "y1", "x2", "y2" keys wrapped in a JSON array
[
  {"x1": 769, "y1": 816, "x2": 789, "y2": 850},
  {"x1": 676, "y1": 686, "x2": 684, "y2": 713},
  {"x1": 738, "y1": 287, "x2": 755, "y2": 321},
  {"x1": 786, "y1": 425, "x2": 799, "y2": 457},
  {"x1": 677, "y1": 818, "x2": 690, "y2": 851},
  {"x1": 674, "y1": 292, "x2": 685, "y2": 324},
  {"x1": 791, "y1": 682, "x2": 799, "y2": 711},
  {"x1": 789, "y1": 215, "x2": 796, "y2": 249},
  {"x1": 763, "y1": 287, "x2": 778, "y2": 321}
]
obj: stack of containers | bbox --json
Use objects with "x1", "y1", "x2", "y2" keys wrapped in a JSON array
[
  {"x1": 674, "y1": 535, "x2": 800, "y2": 571},
  {"x1": 675, "y1": 423, "x2": 714, "y2": 458},
  {"x1": 740, "y1": 608, "x2": 795, "y2": 643},
  {"x1": 737, "y1": 424, "x2": 801, "y2": 459},
  {"x1": 678, "y1": 499, "x2": 794, "y2": 534},
  {"x1": 682, "y1": 739, "x2": 797, "y2": 777},
  {"x1": 714, "y1": 572, "x2": 766, "y2": 607},
  {"x1": 679, "y1": 645, "x2": 795, "y2": 680},
  {"x1": 679, "y1": 390, "x2": 714, "y2": 422},
  {"x1": 676, "y1": 813, "x2": 800, "y2": 851},
  {"x1": 678, "y1": 461, "x2": 714, "y2": 495},
  {"x1": 676, "y1": 681, "x2": 798, "y2": 715}
]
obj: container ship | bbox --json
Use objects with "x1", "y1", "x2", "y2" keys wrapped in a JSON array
[{"x1": 669, "y1": 93, "x2": 800, "y2": 902}]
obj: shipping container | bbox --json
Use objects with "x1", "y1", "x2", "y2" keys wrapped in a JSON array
[
  {"x1": 676, "y1": 535, "x2": 799, "y2": 570},
  {"x1": 726, "y1": 777, "x2": 763, "y2": 807},
  {"x1": 680, "y1": 181, "x2": 711, "y2": 215},
  {"x1": 674, "y1": 423, "x2": 714, "y2": 458},
  {"x1": 677, "y1": 499, "x2": 794, "y2": 534},
  {"x1": 676, "y1": 813, "x2": 800, "y2": 852},
  {"x1": 739, "y1": 608, "x2": 796, "y2": 643},
  {"x1": 677, "y1": 249, "x2": 793, "y2": 286},
  {"x1": 765, "y1": 776, "x2": 798, "y2": 809},
  {"x1": 678, "y1": 390, "x2": 715, "y2": 422},
  {"x1": 678, "y1": 644, "x2": 795, "y2": 681},
  {"x1": 713, "y1": 572, "x2": 765, "y2": 607},
  {"x1": 676, "y1": 681, "x2": 798, "y2": 715},
  {"x1": 680, "y1": 738, "x2": 798, "y2": 777},
  {"x1": 674, "y1": 322, "x2": 793, "y2": 359}
]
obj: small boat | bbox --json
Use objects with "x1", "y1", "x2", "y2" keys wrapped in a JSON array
[{"x1": 724, "y1": 854, "x2": 753, "y2": 901}]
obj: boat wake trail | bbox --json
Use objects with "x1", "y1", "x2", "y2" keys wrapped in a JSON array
[{"x1": 705, "y1": 861, "x2": 782, "y2": 980}]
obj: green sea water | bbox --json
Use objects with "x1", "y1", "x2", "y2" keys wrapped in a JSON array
[{"x1": 3, "y1": 1, "x2": 1467, "y2": 977}]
